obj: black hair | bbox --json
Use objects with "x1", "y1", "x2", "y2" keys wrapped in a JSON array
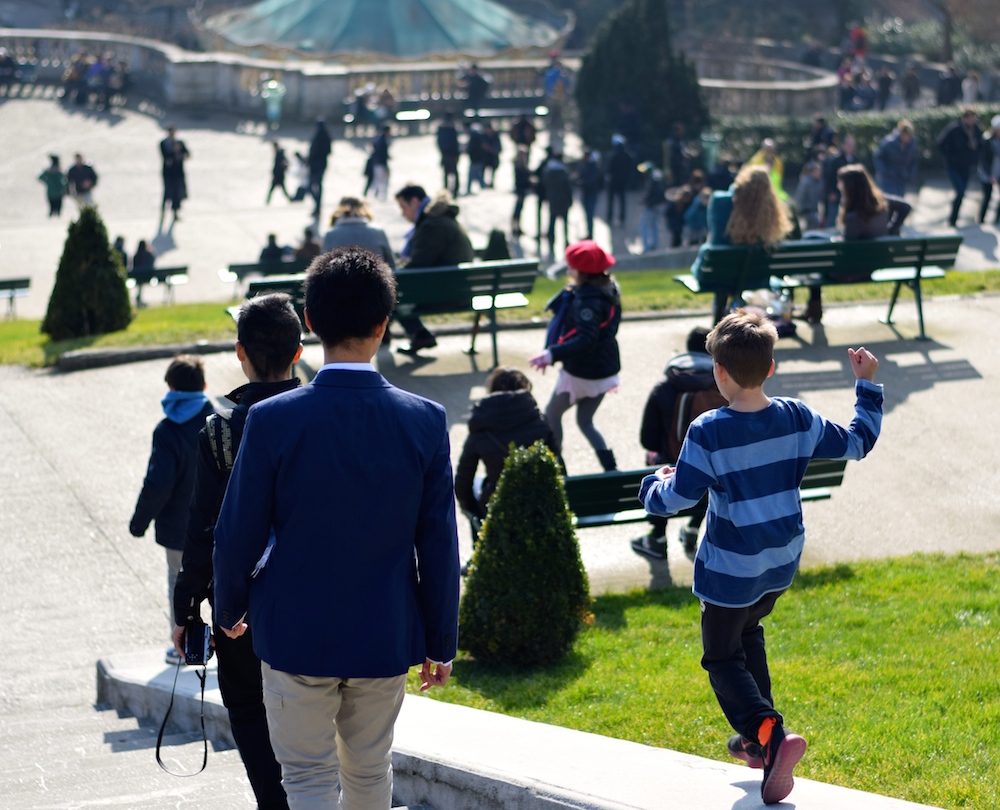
[
  {"x1": 686, "y1": 326, "x2": 710, "y2": 354},
  {"x1": 485, "y1": 366, "x2": 531, "y2": 393},
  {"x1": 164, "y1": 354, "x2": 205, "y2": 392},
  {"x1": 394, "y1": 184, "x2": 427, "y2": 203},
  {"x1": 304, "y1": 248, "x2": 396, "y2": 347},
  {"x1": 236, "y1": 293, "x2": 302, "y2": 380}
]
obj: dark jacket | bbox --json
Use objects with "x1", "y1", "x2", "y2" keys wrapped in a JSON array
[
  {"x1": 548, "y1": 279, "x2": 622, "y2": 380},
  {"x1": 938, "y1": 120, "x2": 982, "y2": 174},
  {"x1": 407, "y1": 197, "x2": 475, "y2": 268},
  {"x1": 130, "y1": 399, "x2": 216, "y2": 551},
  {"x1": 437, "y1": 123, "x2": 459, "y2": 156},
  {"x1": 454, "y1": 390, "x2": 556, "y2": 519},
  {"x1": 173, "y1": 380, "x2": 300, "y2": 625},
  {"x1": 542, "y1": 160, "x2": 573, "y2": 216},
  {"x1": 640, "y1": 352, "x2": 715, "y2": 463}
]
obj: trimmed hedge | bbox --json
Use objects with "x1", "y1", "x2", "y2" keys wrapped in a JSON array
[
  {"x1": 713, "y1": 103, "x2": 1000, "y2": 178},
  {"x1": 459, "y1": 441, "x2": 591, "y2": 669},
  {"x1": 42, "y1": 206, "x2": 132, "y2": 341}
]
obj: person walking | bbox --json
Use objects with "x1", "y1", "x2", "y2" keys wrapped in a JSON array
[
  {"x1": 38, "y1": 154, "x2": 67, "y2": 217},
  {"x1": 436, "y1": 112, "x2": 460, "y2": 198},
  {"x1": 977, "y1": 115, "x2": 1000, "y2": 226},
  {"x1": 937, "y1": 107, "x2": 982, "y2": 227},
  {"x1": 160, "y1": 126, "x2": 190, "y2": 222},
  {"x1": 530, "y1": 241, "x2": 621, "y2": 472},
  {"x1": 266, "y1": 140, "x2": 290, "y2": 204},
  {"x1": 873, "y1": 120, "x2": 918, "y2": 197},
  {"x1": 576, "y1": 148, "x2": 603, "y2": 241},
  {"x1": 542, "y1": 151, "x2": 573, "y2": 257},
  {"x1": 370, "y1": 125, "x2": 391, "y2": 201},
  {"x1": 213, "y1": 248, "x2": 460, "y2": 810},
  {"x1": 307, "y1": 118, "x2": 332, "y2": 219},
  {"x1": 67, "y1": 153, "x2": 98, "y2": 208}
]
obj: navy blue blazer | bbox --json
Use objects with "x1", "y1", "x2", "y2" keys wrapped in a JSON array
[{"x1": 213, "y1": 368, "x2": 460, "y2": 678}]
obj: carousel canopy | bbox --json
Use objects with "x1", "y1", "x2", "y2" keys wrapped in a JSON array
[{"x1": 203, "y1": 0, "x2": 563, "y2": 58}]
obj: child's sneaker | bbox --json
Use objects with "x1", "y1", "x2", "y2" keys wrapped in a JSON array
[
  {"x1": 630, "y1": 534, "x2": 667, "y2": 560},
  {"x1": 758, "y1": 717, "x2": 807, "y2": 805},
  {"x1": 679, "y1": 526, "x2": 699, "y2": 556},
  {"x1": 727, "y1": 734, "x2": 764, "y2": 769}
]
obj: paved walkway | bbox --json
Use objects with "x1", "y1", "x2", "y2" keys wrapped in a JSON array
[
  {"x1": 2, "y1": 95, "x2": 999, "y2": 322},
  {"x1": 2, "y1": 94, "x2": 999, "y2": 808}
]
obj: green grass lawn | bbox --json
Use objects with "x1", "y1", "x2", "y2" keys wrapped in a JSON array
[
  {"x1": 4, "y1": 268, "x2": 1000, "y2": 368},
  {"x1": 408, "y1": 553, "x2": 1000, "y2": 810}
]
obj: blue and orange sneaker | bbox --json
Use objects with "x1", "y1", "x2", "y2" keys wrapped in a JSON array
[{"x1": 758, "y1": 717, "x2": 807, "y2": 805}]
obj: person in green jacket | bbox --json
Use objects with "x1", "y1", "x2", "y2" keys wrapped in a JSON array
[{"x1": 38, "y1": 155, "x2": 68, "y2": 217}]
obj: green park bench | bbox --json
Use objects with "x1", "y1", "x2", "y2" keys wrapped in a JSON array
[
  {"x1": 126, "y1": 266, "x2": 188, "y2": 307},
  {"x1": 0, "y1": 277, "x2": 30, "y2": 319},
  {"x1": 563, "y1": 458, "x2": 849, "y2": 529},
  {"x1": 235, "y1": 258, "x2": 539, "y2": 368},
  {"x1": 674, "y1": 234, "x2": 963, "y2": 340},
  {"x1": 218, "y1": 257, "x2": 312, "y2": 298}
]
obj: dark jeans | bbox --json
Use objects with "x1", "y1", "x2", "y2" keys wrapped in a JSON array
[
  {"x1": 607, "y1": 186, "x2": 627, "y2": 225},
  {"x1": 980, "y1": 180, "x2": 1000, "y2": 224},
  {"x1": 213, "y1": 624, "x2": 289, "y2": 810},
  {"x1": 582, "y1": 192, "x2": 598, "y2": 240},
  {"x1": 946, "y1": 167, "x2": 970, "y2": 226},
  {"x1": 701, "y1": 590, "x2": 784, "y2": 743}
]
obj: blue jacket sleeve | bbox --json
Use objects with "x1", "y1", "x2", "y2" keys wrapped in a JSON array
[
  {"x1": 129, "y1": 422, "x2": 178, "y2": 536},
  {"x1": 812, "y1": 379, "x2": 883, "y2": 460},
  {"x1": 212, "y1": 410, "x2": 275, "y2": 630},
  {"x1": 414, "y1": 422, "x2": 461, "y2": 663}
]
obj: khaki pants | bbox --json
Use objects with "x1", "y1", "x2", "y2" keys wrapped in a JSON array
[{"x1": 262, "y1": 662, "x2": 406, "y2": 810}]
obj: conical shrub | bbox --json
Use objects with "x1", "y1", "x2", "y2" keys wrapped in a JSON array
[
  {"x1": 41, "y1": 206, "x2": 132, "y2": 341},
  {"x1": 459, "y1": 441, "x2": 591, "y2": 668}
]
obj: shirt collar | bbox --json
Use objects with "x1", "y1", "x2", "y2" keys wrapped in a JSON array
[{"x1": 318, "y1": 362, "x2": 376, "y2": 373}]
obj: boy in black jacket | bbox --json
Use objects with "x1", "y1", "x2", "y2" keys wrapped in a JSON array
[
  {"x1": 631, "y1": 327, "x2": 721, "y2": 560},
  {"x1": 129, "y1": 355, "x2": 215, "y2": 664},
  {"x1": 172, "y1": 293, "x2": 302, "y2": 810}
]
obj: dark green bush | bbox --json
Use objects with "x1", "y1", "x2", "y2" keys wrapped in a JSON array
[
  {"x1": 714, "y1": 103, "x2": 1000, "y2": 182},
  {"x1": 575, "y1": 0, "x2": 709, "y2": 161},
  {"x1": 41, "y1": 206, "x2": 133, "y2": 341},
  {"x1": 459, "y1": 441, "x2": 591, "y2": 669}
]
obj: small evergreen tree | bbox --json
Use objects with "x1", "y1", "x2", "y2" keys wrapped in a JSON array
[
  {"x1": 459, "y1": 441, "x2": 591, "y2": 668},
  {"x1": 42, "y1": 206, "x2": 133, "y2": 341},
  {"x1": 575, "y1": 0, "x2": 709, "y2": 161}
]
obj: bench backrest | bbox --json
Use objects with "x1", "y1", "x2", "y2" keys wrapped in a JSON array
[
  {"x1": 696, "y1": 235, "x2": 962, "y2": 291},
  {"x1": 394, "y1": 259, "x2": 538, "y2": 314},
  {"x1": 128, "y1": 266, "x2": 188, "y2": 285},
  {"x1": 0, "y1": 277, "x2": 31, "y2": 292},
  {"x1": 564, "y1": 458, "x2": 848, "y2": 523},
  {"x1": 229, "y1": 258, "x2": 311, "y2": 280}
]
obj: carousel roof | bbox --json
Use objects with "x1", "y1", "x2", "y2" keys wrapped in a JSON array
[{"x1": 203, "y1": 0, "x2": 563, "y2": 58}]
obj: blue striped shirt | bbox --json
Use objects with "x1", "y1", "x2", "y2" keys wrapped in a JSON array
[{"x1": 640, "y1": 379, "x2": 883, "y2": 607}]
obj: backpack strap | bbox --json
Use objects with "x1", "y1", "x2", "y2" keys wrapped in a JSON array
[
  {"x1": 207, "y1": 410, "x2": 236, "y2": 474},
  {"x1": 558, "y1": 304, "x2": 617, "y2": 345}
]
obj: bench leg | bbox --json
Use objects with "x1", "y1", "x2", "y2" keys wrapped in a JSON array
[
  {"x1": 489, "y1": 309, "x2": 500, "y2": 369},
  {"x1": 712, "y1": 292, "x2": 728, "y2": 324},
  {"x1": 4, "y1": 294, "x2": 14, "y2": 320},
  {"x1": 879, "y1": 281, "x2": 902, "y2": 327},
  {"x1": 911, "y1": 278, "x2": 930, "y2": 341}
]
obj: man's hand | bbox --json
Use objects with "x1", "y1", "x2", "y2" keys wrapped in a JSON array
[
  {"x1": 847, "y1": 346, "x2": 878, "y2": 382},
  {"x1": 172, "y1": 625, "x2": 186, "y2": 659},
  {"x1": 419, "y1": 659, "x2": 452, "y2": 691},
  {"x1": 220, "y1": 616, "x2": 248, "y2": 639}
]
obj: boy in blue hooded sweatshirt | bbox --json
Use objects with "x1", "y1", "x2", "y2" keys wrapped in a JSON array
[{"x1": 130, "y1": 354, "x2": 216, "y2": 664}]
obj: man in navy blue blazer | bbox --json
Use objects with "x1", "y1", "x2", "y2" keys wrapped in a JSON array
[{"x1": 213, "y1": 246, "x2": 461, "y2": 810}]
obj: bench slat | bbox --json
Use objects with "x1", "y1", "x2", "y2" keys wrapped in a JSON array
[{"x1": 565, "y1": 459, "x2": 847, "y2": 526}]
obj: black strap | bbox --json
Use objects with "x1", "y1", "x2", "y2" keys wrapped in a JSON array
[{"x1": 155, "y1": 659, "x2": 209, "y2": 777}]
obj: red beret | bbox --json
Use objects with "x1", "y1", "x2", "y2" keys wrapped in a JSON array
[{"x1": 565, "y1": 240, "x2": 615, "y2": 275}]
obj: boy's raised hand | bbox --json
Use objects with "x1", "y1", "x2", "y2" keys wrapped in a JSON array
[{"x1": 847, "y1": 347, "x2": 878, "y2": 381}]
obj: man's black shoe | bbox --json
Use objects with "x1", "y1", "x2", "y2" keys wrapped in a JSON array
[{"x1": 396, "y1": 334, "x2": 438, "y2": 356}]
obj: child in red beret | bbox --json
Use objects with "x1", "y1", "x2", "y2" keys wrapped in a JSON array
[{"x1": 529, "y1": 241, "x2": 622, "y2": 471}]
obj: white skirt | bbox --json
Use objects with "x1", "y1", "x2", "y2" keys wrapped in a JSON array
[{"x1": 554, "y1": 369, "x2": 620, "y2": 405}]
